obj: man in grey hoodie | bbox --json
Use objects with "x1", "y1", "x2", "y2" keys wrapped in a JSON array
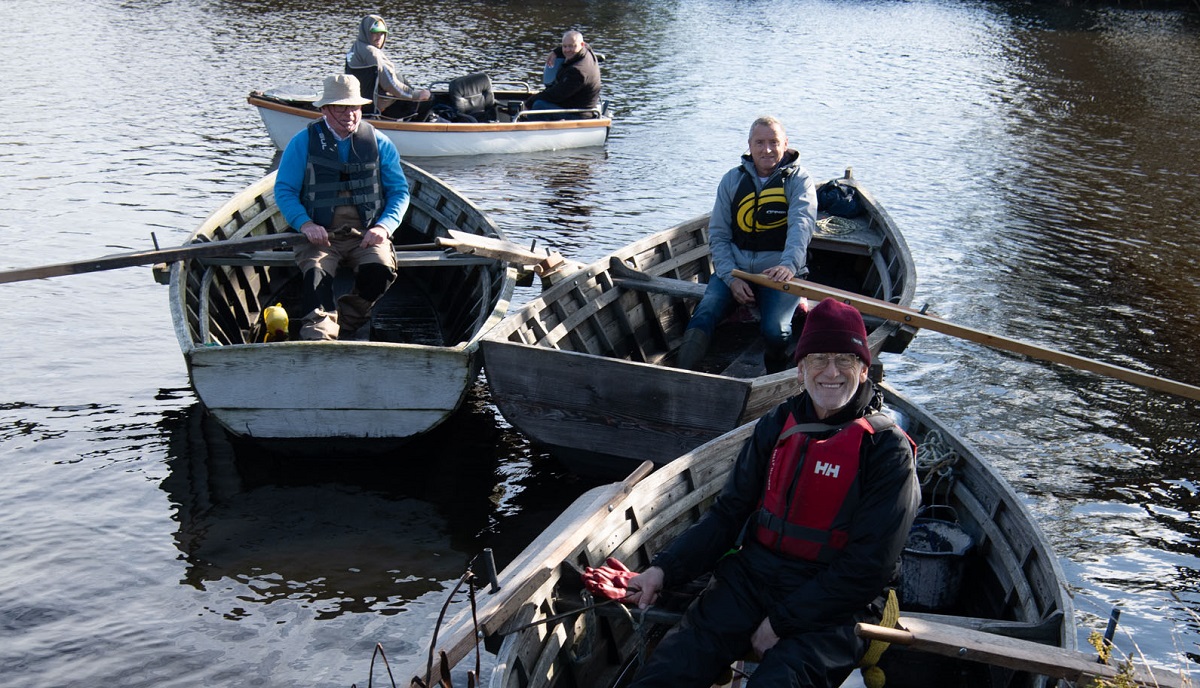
[
  {"x1": 344, "y1": 14, "x2": 431, "y2": 119},
  {"x1": 677, "y1": 116, "x2": 818, "y2": 373}
]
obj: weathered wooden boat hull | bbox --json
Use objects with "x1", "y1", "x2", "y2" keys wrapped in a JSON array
[
  {"x1": 186, "y1": 342, "x2": 477, "y2": 439},
  {"x1": 411, "y1": 383, "x2": 1075, "y2": 688},
  {"x1": 481, "y1": 176, "x2": 916, "y2": 472},
  {"x1": 168, "y1": 163, "x2": 514, "y2": 441},
  {"x1": 249, "y1": 93, "x2": 611, "y2": 158}
]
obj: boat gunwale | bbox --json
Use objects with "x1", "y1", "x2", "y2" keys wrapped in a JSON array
[{"x1": 248, "y1": 94, "x2": 612, "y2": 133}]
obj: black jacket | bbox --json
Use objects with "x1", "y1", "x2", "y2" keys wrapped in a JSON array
[
  {"x1": 537, "y1": 45, "x2": 601, "y2": 109},
  {"x1": 650, "y1": 380, "x2": 920, "y2": 637}
]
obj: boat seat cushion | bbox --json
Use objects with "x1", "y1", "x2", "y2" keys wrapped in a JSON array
[
  {"x1": 448, "y1": 72, "x2": 495, "y2": 118},
  {"x1": 344, "y1": 64, "x2": 381, "y2": 115}
]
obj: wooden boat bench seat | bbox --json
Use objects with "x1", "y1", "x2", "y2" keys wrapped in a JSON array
[
  {"x1": 811, "y1": 214, "x2": 884, "y2": 256},
  {"x1": 589, "y1": 604, "x2": 1063, "y2": 645},
  {"x1": 200, "y1": 249, "x2": 497, "y2": 268}
]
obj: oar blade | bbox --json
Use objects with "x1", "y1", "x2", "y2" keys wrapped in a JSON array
[{"x1": 731, "y1": 270, "x2": 1200, "y2": 402}]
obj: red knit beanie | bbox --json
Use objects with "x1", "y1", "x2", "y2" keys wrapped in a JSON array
[{"x1": 793, "y1": 298, "x2": 871, "y2": 366}]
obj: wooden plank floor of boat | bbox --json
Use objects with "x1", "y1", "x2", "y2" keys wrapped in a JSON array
[{"x1": 361, "y1": 273, "x2": 443, "y2": 345}]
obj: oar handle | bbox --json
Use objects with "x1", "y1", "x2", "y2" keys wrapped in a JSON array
[
  {"x1": 0, "y1": 233, "x2": 309, "y2": 285},
  {"x1": 732, "y1": 270, "x2": 1200, "y2": 402},
  {"x1": 854, "y1": 623, "x2": 915, "y2": 645}
]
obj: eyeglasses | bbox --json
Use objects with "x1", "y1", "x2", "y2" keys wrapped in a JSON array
[{"x1": 801, "y1": 353, "x2": 861, "y2": 371}]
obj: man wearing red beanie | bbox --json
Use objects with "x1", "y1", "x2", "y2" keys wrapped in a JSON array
[{"x1": 626, "y1": 298, "x2": 920, "y2": 687}]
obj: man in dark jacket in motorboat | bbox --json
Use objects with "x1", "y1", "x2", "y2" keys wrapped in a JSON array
[
  {"x1": 624, "y1": 298, "x2": 921, "y2": 688},
  {"x1": 527, "y1": 30, "x2": 601, "y2": 114}
]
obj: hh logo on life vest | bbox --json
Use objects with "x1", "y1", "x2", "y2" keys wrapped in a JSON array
[{"x1": 814, "y1": 461, "x2": 841, "y2": 478}]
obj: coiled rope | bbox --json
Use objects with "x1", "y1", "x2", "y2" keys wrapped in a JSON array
[{"x1": 915, "y1": 429, "x2": 960, "y2": 502}]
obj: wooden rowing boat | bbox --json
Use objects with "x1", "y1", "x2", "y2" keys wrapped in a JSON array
[
  {"x1": 479, "y1": 171, "x2": 916, "y2": 475},
  {"x1": 409, "y1": 382, "x2": 1078, "y2": 688},
  {"x1": 165, "y1": 162, "x2": 514, "y2": 442},
  {"x1": 248, "y1": 81, "x2": 611, "y2": 158}
]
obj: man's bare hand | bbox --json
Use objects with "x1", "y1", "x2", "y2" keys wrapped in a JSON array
[
  {"x1": 624, "y1": 566, "x2": 664, "y2": 609},
  {"x1": 761, "y1": 265, "x2": 795, "y2": 283},
  {"x1": 731, "y1": 277, "x2": 756, "y2": 305},
  {"x1": 361, "y1": 225, "x2": 390, "y2": 248},
  {"x1": 301, "y1": 221, "x2": 330, "y2": 247}
]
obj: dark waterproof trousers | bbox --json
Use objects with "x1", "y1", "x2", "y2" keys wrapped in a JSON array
[{"x1": 629, "y1": 550, "x2": 873, "y2": 688}]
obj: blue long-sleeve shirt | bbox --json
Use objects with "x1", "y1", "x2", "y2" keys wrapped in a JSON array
[{"x1": 274, "y1": 119, "x2": 410, "y2": 232}]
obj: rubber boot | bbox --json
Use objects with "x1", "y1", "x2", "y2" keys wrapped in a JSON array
[
  {"x1": 336, "y1": 293, "x2": 373, "y2": 339},
  {"x1": 676, "y1": 329, "x2": 710, "y2": 371},
  {"x1": 299, "y1": 307, "x2": 339, "y2": 341}
]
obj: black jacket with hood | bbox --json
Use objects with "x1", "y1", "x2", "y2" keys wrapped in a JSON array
[{"x1": 649, "y1": 380, "x2": 920, "y2": 637}]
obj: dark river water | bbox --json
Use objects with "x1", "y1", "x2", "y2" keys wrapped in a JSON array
[{"x1": 2, "y1": 0, "x2": 1198, "y2": 686}]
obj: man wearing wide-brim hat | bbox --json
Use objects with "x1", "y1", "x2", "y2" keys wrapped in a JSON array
[{"x1": 274, "y1": 74, "x2": 410, "y2": 341}]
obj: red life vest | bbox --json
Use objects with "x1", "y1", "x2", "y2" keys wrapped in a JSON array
[{"x1": 752, "y1": 413, "x2": 912, "y2": 562}]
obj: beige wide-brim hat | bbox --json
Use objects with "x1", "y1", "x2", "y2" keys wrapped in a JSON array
[{"x1": 313, "y1": 74, "x2": 373, "y2": 108}]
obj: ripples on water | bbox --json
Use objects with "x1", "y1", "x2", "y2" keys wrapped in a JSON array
[{"x1": 1, "y1": 0, "x2": 1198, "y2": 685}]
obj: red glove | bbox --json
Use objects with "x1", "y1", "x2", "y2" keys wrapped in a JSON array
[{"x1": 581, "y1": 557, "x2": 638, "y2": 602}]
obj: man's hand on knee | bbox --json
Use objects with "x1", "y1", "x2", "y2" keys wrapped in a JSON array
[
  {"x1": 301, "y1": 221, "x2": 330, "y2": 247},
  {"x1": 731, "y1": 278, "x2": 756, "y2": 305},
  {"x1": 751, "y1": 617, "x2": 780, "y2": 658},
  {"x1": 361, "y1": 225, "x2": 390, "y2": 248}
]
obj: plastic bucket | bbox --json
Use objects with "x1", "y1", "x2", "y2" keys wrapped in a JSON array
[{"x1": 900, "y1": 516, "x2": 973, "y2": 611}]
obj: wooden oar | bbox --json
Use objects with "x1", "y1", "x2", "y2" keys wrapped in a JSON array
[
  {"x1": 732, "y1": 270, "x2": 1200, "y2": 402},
  {"x1": 857, "y1": 617, "x2": 1187, "y2": 688},
  {"x1": 412, "y1": 460, "x2": 655, "y2": 688},
  {"x1": 435, "y1": 229, "x2": 583, "y2": 282},
  {"x1": 0, "y1": 233, "x2": 309, "y2": 285}
]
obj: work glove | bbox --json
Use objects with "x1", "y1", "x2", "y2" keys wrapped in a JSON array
[{"x1": 580, "y1": 557, "x2": 637, "y2": 602}]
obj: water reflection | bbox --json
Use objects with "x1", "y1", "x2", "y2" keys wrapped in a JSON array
[
  {"x1": 157, "y1": 404, "x2": 474, "y2": 619},
  {"x1": 417, "y1": 148, "x2": 617, "y2": 258},
  {"x1": 155, "y1": 386, "x2": 603, "y2": 622},
  {"x1": 538, "y1": 157, "x2": 603, "y2": 225},
  {"x1": 987, "y1": 2, "x2": 1200, "y2": 380}
]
